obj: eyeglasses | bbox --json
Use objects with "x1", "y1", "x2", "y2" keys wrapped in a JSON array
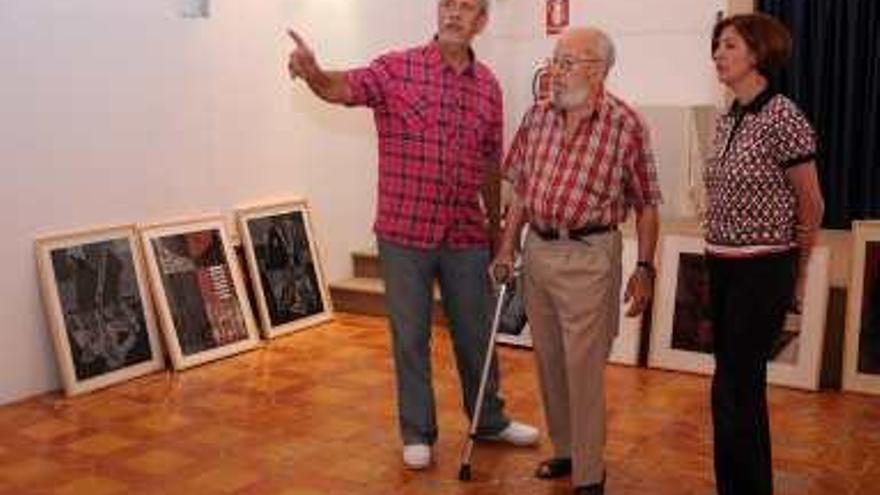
[
  {"x1": 545, "y1": 56, "x2": 605, "y2": 72},
  {"x1": 439, "y1": 0, "x2": 481, "y2": 14}
]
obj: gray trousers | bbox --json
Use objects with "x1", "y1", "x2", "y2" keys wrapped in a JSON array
[{"x1": 378, "y1": 239, "x2": 509, "y2": 445}]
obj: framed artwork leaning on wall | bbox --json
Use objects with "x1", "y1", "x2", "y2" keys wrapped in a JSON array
[
  {"x1": 35, "y1": 225, "x2": 165, "y2": 396},
  {"x1": 140, "y1": 217, "x2": 259, "y2": 370},
  {"x1": 843, "y1": 220, "x2": 880, "y2": 395},
  {"x1": 608, "y1": 237, "x2": 644, "y2": 366},
  {"x1": 648, "y1": 234, "x2": 831, "y2": 391},
  {"x1": 236, "y1": 199, "x2": 333, "y2": 338},
  {"x1": 496, "y1": 237, "x2": 644, "y2": 366}
]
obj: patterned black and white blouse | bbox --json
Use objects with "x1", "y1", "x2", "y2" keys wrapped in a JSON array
[{"x1": 703, "y1": 88, "x2": 817, "y2": 254}]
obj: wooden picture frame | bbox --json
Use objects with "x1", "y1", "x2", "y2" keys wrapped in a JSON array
[
  {"x1": 35, "y1": 225, "x2": 165, "y2": 396},
  {"x1": 236, "y1": 200, "x2": 333, "y2": 338},
  {"x1": 609, "y1": 237, "x2": 643, "y2": 365},
  {"x1": 648, "y1": 234, "x2": 830, "y2": 390},
  {"x1": 843, "y1": 221, "x2": 880, "y2": 395},
  {"x1": 140, "y1": 217, "x2": 259, "y2": 369}
]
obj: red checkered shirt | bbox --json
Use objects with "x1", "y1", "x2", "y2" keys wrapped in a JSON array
[
  {"x1": 503, "y1": 94, "x2": 662, "y2": 230},
  {"x1": 346, "y1": 41, "x2": 503, "y2": 249}
]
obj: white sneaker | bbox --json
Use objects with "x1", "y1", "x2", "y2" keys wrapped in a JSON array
[
  {"x1": 402, "y1": 444, "x2": 432, "y2": 470},
  {"x1": 488, "y1": 420, "x2": 540, "y2": 446}
]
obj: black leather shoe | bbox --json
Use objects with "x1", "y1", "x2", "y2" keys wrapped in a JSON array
[
  {"x1": 573, "y1": 472, "x2": 605, "y2": 494},
  {"x1": 535, "y1": 457, "x2": 572, "y2": 479},
  {"x1": 573, "y1": 482, "x2": 604, "y2": 495}
]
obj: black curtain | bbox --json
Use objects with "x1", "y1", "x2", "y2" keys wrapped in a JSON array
[{"x1": 758, "y1": 0, "x2": 880, "y2": 228}]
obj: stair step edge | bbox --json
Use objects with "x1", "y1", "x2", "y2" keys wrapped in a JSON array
[{"x1": 330, "y1": 277, "x2": 442, "y2": 300}]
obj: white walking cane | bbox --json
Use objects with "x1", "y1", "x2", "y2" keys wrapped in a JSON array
[{"x1": 458, "y1": 262, "x2": 516, "y2": 481}]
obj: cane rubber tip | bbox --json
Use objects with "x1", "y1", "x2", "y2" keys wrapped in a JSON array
[{"x1": 458, "y1": 465, "x2": 472, "y2": 481}]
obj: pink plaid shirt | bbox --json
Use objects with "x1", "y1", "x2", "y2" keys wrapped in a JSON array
[
  {"x1": 346, "y1": 41, "x2": 503, "y2": 249},
  {"x1": 503, "y1": 94, "x2": 661, "y2": 230}
]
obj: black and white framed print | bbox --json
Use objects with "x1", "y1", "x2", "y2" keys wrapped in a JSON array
[
  {"x1": 35, "y1": 225, "x2": 164, "y2": 396},
  {"x1": 237, "y1": 200, "x2": 332, "y2": 338},
  {"x1": 649, "y1": 234, "x2": 830, "y2": 390},
  {"x1": 140, "y1": 217, "x2": 259, "y2": 369},
  {"x1": 495, "y1": 237, "x2": 644, "y2": 366},
  {"x1": 844, "y1": 221, "x2": 880, "y2": 395}
]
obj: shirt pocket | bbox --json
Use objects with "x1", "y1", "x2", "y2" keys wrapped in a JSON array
[
  {"x1": 388, "y1": 85, "x2": 436, "y2": 132},
  {"x1": 460, "y1": 111, "x2": 489, "y2": 153}
]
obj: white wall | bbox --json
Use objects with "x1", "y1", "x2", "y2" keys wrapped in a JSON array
[
  {"x1": 0, "y1": 0, "x2": 723, "y2": 404},
  {"x1": 486, "y1": 0, "x2": 725, "y2": 141}
]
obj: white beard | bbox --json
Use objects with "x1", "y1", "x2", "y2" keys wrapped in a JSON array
[{"x1": 553, "y1": 86, "x2": 589, "y2": 109}]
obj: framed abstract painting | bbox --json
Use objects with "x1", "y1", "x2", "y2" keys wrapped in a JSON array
[
  {"x1": 495, "y1": 237, "x2": 644, "y2": 366},
  {"x1": 236, "y1": 200, "x2": 332, "y2": 338},
  {"x1": 843, "y1": 221, "x2": 880, "y2": 395},
  {"x1": 609, "y1": 237, "x2": 644, "y2": 366},
  {"x1": 140, "y1": 217, "x2": 259, "y2": 370},
  {"x1": 35, "y1": 225, "x2": 165, "y2": 396},
  {"x1": 649, "y1": 234, "x2": 830, "y2": 390}
]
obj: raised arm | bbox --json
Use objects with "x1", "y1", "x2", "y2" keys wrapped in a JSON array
[{"x1": 287, "y1": 29, "x2": 352, "y2": 104}]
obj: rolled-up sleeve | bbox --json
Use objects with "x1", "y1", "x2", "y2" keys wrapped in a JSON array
[
  {"x1": 772, "y1": 102, "x2": 817, "y2": 169},
  {"x1": 502, "y1": 106, "x2": 536, "y2": 197},
  {"x1": 346, "y1": 55, "x2": 394, "y2": 109},
  {"x1": 623, "y1": 119, "x2": 663, "y2": 209}
]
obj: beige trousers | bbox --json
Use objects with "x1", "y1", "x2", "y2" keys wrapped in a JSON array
[{"x1": 522, "y1": 229, "x2": 622, "y2": 486}]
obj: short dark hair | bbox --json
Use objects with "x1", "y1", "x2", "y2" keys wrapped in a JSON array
[{"x1": 712, "y1": 13, "x2": 792, "y2": 76}]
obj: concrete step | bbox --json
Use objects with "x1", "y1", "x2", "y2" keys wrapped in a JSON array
[{"x1": 329, "y1": 277, "x2": 447, "y2": 323}]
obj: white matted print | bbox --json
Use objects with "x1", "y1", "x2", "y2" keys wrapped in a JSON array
[
  {"x1": 497, "y1": 238, "x2": 644, "y2": 366},
  {"x1": 609, "y1": 237, "x2": 643, "y2": 365},
  {"x1": 35, "y1": 225, "x2": 164, "y2": 396},
  {"x1": 648, "y1": 234, "x2": 830, "y2": 390},
  {"x1": 140, "y1": 217, "x2": 259, "y2": 370},
  {"x1": 236, "y1": 200, "x2": 332, "y2": 338},
  {"x1": 843, "y1": 221, "x2": 880, "y2": 395}
]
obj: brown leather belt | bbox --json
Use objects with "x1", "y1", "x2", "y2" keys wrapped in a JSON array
[{"x1": 531, "y1": 224, "x2": 617, "y2": 241}]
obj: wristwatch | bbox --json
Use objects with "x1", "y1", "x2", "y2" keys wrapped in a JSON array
[{"x1": 636, "y1": 260, "x2": 656, "y2": 277}]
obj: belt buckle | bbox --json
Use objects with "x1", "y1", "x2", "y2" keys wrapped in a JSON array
[{"x1": 559, "y1": 227, "x2": 570, "y2": 240}]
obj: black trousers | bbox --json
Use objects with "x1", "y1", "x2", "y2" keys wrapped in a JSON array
[{"x1": 706, "y1": 251, "x2": 797, "y2": 495}]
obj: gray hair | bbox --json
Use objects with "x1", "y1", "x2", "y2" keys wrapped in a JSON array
[
  {"x1": 597, "y1": 31, "x2": 617, "y2": 71},
  {"x1": 563, "y1": 27, "x2": 616, "y2": 75},
  {"x1": 587, "y1": 28, "x2": 615, "y2": 73},
  {"x1": 441, "y1": 0, "x2": 489, "y2": 14}
]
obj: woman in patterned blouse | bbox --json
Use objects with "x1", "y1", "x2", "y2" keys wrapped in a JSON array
[{"x1": 705, "y1": 13, "x2": 824, "y2": 495}]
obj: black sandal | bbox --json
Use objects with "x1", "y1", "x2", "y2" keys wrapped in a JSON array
[{"x1": 535, "y1": 457, "x2": 572, "y2": 479}]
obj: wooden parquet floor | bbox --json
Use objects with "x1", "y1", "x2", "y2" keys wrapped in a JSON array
[{"x1": 1, "y1": 313, "x2": 878, "y2": 494}]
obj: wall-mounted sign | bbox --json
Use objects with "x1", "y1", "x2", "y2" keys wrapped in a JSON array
[{"x1": 546, "y1": 0, "x2": 569, "y2": 36}]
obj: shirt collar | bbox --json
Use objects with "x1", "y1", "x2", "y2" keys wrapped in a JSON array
[
  {"x1": 428, "y1": 37, "x2": 477, "y2": 76},
  {"x1": 727, "y1": 87, "x2": 776, "y2": 116},
  {"x1": 551, "y1": 90, "x2": 608, "y2": 124}
]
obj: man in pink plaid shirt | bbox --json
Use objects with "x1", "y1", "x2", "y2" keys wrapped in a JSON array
[{"x1": 287, "y1": 0, "x2": 538, "y2": 470}]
